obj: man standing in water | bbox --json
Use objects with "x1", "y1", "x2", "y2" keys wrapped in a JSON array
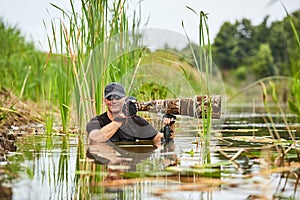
[{"x1": 86, "y1": 82, "x2": 175, "y2": 145}]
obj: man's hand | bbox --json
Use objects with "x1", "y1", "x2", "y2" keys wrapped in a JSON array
[
  {"x1": 153, "y1": 132, "x2": 164, "y2": 147},
  {"x1": 114, "y1": 112, "x2": 126, "y2": 124},
  {"x1": 163, "y1": 113, "x2": 176, "y2": 126},
  {"x1": 162, "y1": 113, "x2": 176, "y2": 139}
]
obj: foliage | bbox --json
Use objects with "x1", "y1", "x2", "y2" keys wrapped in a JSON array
[
  {"x1": 268, "y1": 21, "x2": 289, "y2": 75},
  {"x1": 211, "y1": 10, "x2": 300, "y2": 78},
  {"x1": 211, "y1": 21, "x2": 238, "y2": 70},
  {"x1": 0, "y1": 18, "x2": 49, "y2": 101},
  {"x1": 288, "y1": 71, "x2": 300, "y2": 120},
  {"x1": 283, "y1": 7, "x2": 300, "y2": 120},
  {"x1": 251, "y1": 43, "x2": 275, "y2": 78},
  {"x1": 232, "y1": 65, "x2": 247, "y2": 81}
]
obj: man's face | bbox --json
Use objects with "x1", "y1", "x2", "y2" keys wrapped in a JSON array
[{"x1": 105, "y1": 95, "x2": 125, "y2": 114}]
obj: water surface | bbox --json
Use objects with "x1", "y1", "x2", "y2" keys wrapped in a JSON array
[{"x1": 4, "y1": 103, "x2": 300, "y2": 199}]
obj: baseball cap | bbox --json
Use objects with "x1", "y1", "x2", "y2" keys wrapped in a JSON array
[{"x1": 104, "y1": 82, "x2": 125, "y2": 99}]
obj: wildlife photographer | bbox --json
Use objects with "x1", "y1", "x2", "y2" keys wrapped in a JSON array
[{"x1": 86, "y1": 82, "x2": 176, "y2": 145}]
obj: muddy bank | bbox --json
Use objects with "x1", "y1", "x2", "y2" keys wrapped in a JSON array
[
  {"x1": 0, "y1": 88, "x2": 45, "y2": 199},
  {"x1": 0, "y1": 88, "x2": 43, "y2": 159}
]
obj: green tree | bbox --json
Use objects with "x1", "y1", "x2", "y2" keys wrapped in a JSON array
[
  {"x1": 212, "y1": 21, "x2": 239, "y2": 70},
  {"x1": 235, "y1": 19, "x2": 255, "y2": 64},
  {"x1": 213, "y1": 19, "x2": 257, "y2": 70},
  {"x1": 252, "y1": 16, "x2": 270, "y2": 46},
  {"x1": 268, "y1": 21, "x2": 289, "y2": 75},
  {"x1": 212, "y1": 10, "x2": 300, "y2": 79},
  {"x1": 251, "y1": 43, "x2": 275, "y2": 78}
]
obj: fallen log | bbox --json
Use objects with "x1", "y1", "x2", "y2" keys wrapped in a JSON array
[{"x1": 137, "y1": 95, "x2": 221, "y2": 119}]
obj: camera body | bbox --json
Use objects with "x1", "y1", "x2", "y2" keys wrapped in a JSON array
[
  {"x1": 161, "y1": 114, "x2": 176, "y2": 144},
  {"x1": 122, "y1": 96, "x2": 137, "y2": 117},
  {"x1": 163, "y1": 125, "x2": 172, "y2": 142}
]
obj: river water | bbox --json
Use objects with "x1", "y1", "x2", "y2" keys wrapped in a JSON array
[{"x1": 3, "y1": 103, "x2": 300, "y2": 200}]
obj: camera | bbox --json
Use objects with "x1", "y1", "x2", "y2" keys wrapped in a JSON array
[
  {"x1": 122, "y1": 96, "x2": 137, "y2": 117},
  {"x1": 163, "y1": 125, "x2": 172, "y2": 142},
  {"x1": 161, "y1": 114, "x2": 176, "y2": 144}
]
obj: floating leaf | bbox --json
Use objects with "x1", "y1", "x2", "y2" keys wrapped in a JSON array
[{"x1": 184, "y1": 149, "x2": 195, "y2": 157}]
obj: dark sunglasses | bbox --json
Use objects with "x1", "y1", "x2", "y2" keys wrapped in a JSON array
[{"x1": 106, "y1": 95, "x2": 123, "y2": 101}]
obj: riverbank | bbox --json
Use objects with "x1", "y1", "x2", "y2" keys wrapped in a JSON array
[{"x1": 0, "y1": 88, "x2": 43, "y2": 160}]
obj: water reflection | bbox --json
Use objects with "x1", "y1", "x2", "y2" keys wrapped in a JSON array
[
  {"x1": 79, "y1": 141, "x2": 178, "y2": 199},
  {"x1": 86, "y1": 140, "x2": 177, "y2": 173}
]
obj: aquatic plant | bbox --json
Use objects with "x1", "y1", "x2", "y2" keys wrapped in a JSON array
[
  {"x1": 282, "y1": 6, "x2": 300, "y2": 120},
  {"x1": 45, "y1": 79, "x2": 54, "y2": 135},
  {"x1": 183, "y1": 8, "x2": 214, "y2": 164},
  {"x1": 47, "y1": 0, "x2": 143, "y2": 132},
  {"x1": 289, "y1": 71, "x2": 300, "y2": 120}
]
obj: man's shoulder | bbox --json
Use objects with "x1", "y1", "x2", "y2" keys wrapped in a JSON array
[
  {"x1": 88, "y1": 112, "x2": 109, "y2": 125},
  {"x1": 96, "y1": 112, "x2": 108, "y2": 120},
  {"x1": 95, "y1": 112, "x2": 111, "y2": 125},
  {"x1": 86, "y1": 112, "x2": 109, "y2": 133}
]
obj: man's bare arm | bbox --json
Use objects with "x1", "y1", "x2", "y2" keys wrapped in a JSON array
[{"x1": 89, "y1": 121, "x2": 122, "y2": 143}]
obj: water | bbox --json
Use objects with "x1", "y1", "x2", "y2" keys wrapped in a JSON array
[{"x1": 2, "y1": 103, "x2": 300, "y2": 200}]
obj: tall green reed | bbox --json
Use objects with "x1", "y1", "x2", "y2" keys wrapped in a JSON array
[
  {"x1": 48, "y1": 0, "x2": 143, "y2": 133},
  {"x1": 289, "y1": 71, "x2": 300, "y2": 120},
  {"x1": 183, "y1": 9, "x2": 213, "y2": 164},
  {"x1": 46, "y1": 1, "x2": 144, "y2": 196},
  {"x1": 45, "y1": 79, "x2": 54, "y2": 136},
  {"x1": 281, "y1": 4, "x2": 300, "y2": 120}
]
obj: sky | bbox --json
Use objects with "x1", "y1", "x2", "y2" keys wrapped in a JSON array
[{"x1": 0, "y1": 0, "x2": 299, "y2": 51}]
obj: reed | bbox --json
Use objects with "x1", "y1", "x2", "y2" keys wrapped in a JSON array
[
  {"x1": 48, "y1": 0, "x2": 143, "y2": 133},
  {"x1": 183, "y1": 8, "x2": 213, "y2": 164},
  {"x1": 261, "y1": 4, "x2": 300, "y2": 169},
  {"x1": 289, "y1": 71, "x2": 300, "y2": 120},
  {"x1": 46, "y1": 1, "x2": 144, "y2": 197},
  {"x1": 45, "y1": 79, "x2": 54, "y2": 135},
  {"x1": 282, "y1": 4, "x2": 300, "y2": 121}
]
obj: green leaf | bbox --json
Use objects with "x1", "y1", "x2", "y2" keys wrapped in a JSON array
[{"x1": 288, "y1": 99, "x2": 300, "y2": 116}]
